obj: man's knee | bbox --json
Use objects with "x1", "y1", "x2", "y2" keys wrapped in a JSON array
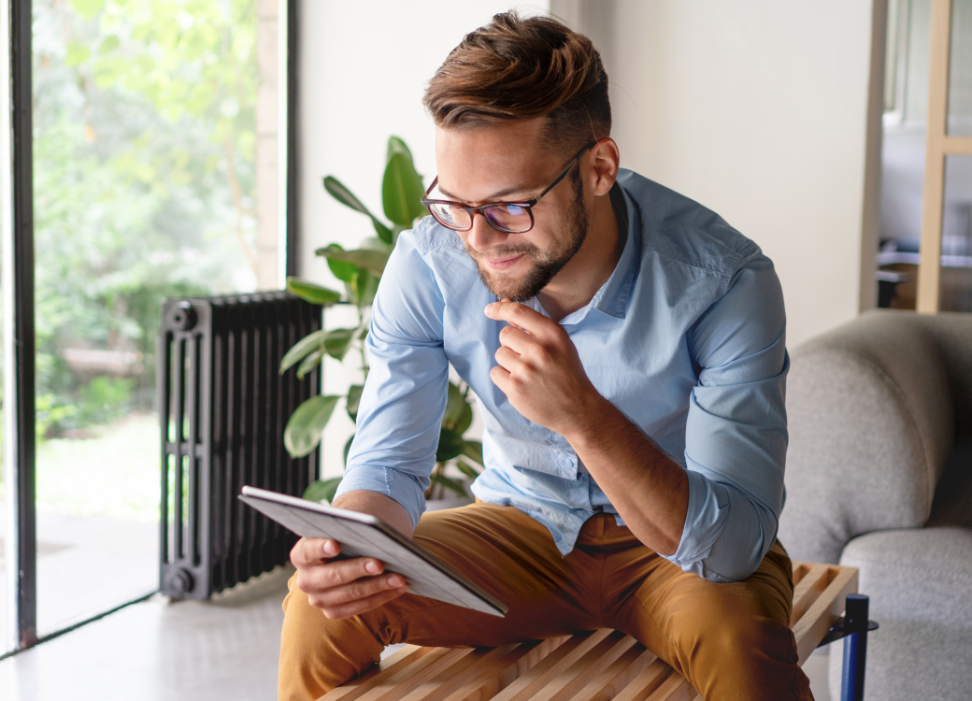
[
  {"x1": 660, "y1": 584, "x2": 810, "y2": 700},
  {"x1": 279, "y1": 574, "x2": 384, "y2": 701},
  {"x1": 668, "y1": 583, "x2": 795, "y2": 660}
]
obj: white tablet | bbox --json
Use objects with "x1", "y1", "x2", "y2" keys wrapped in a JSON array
[{"x1": 239, "y1": 485, "x2": 507, "y2": 617}]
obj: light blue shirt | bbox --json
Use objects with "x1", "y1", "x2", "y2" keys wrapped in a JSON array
[{"x1": 334, "y1": 168, "x2": 789, "y2": 583}]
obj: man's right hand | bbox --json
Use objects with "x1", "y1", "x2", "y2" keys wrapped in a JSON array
[{"x1": 291, "y1": 537, "x2": 410, "y2": 619}]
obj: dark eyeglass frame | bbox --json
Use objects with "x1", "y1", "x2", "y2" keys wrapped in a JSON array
[{"x1": 420, "y1": 141, "x2": 596, "y2": 234}]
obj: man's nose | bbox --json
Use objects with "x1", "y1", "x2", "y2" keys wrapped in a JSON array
[{"x1": 467, "y1": 212, "x2": 508, "y2": 252}]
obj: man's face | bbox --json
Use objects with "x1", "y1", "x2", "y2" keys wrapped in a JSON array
[{"x1": 433, "y1": 119, "x2": 589, "y2": 302}]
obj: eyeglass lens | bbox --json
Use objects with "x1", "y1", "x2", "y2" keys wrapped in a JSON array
[{"x1": 428, "y1": 202, "x2": 532, "y2": 233}]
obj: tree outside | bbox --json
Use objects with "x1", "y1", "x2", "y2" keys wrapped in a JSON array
[{"x1": 0, "y1": 0, "x2": 264, "y2": 635}]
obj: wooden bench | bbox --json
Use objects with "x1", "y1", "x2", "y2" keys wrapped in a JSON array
[{"x1": 319, "y1": 562, "x2": 859, "y2": 701}]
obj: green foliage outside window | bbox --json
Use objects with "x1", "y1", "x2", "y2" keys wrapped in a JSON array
[
  {"x1": 281, "y1": 137, "x2": 484, "y2": 504},
  {"x1": 31, "y1": 0, "x2": 258, "y2": 440}
]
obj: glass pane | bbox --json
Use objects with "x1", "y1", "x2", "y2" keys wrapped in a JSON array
[
  {"x1": 948, "y1": 0, "x2": 972, "y2": 135},
  {"x1": 940, "y1": 155, "x2": 972, "y2": 311},
  {"x1": 33, "y1": 0, "x2": 261, "y2": 634}
]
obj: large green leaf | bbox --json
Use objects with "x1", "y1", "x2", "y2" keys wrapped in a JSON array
[
  {"x1": 317, "y1": 244, "x2": 357, "y2": 283},
  {"x1": 346, "y1": 384, "x2": 364, "y2": 421},
  {"x1": 315, "y1": 246, "x2": 389, "y2": 276},
  {"x1": 456, "y1": 459, "x2": 482, "y2": 480},
  {"x1": 354, "y1": 269, "x2": 381, "y2": 308},
  {"x1": 323, "y1": 327, "x2": 358, "y2": 361},
  {"x1": 287, "y1": 277, "x2": 341, "y2": 306},
  {"x1": 279, "y1": 330, "x2": 326, "y2": 374},
  {"x1": 461, "y1": 440, "x2": 484, "y2": 466},
  {"x1": 382, "y1": 152, "x2": 427, "y2": 226},
  {"x1": 296, "y1": 348, "x2": 324, "y2": 380},
  {"x1": 361, "y1": 236, "x2": 393, "y2": 253},
  {"x1": 343, "y1": 433, "x2": 355, "y2": 466},
  {"x1": 453, "y1": 403, "x2": 473, "y2": 437},
  {"x1": 442, "y1": 382, "x2": 467, "y2": 428},
  {"x1": 303, "y1": 477, "x2": 343, "y2": 504},
  {"x1": 436, "y1": 427, "x2": 466, "y2": 463},
  {"x1": 386, "y1": 136, "x2": 414, "y2": 165},
  {"x1": 323, "y1": 176, "x2": 393, "y2": 244},
  {"x1": 284, "y1": 395, "x2": 340, "y2": 458},
  {"x1": 430, "y1": 473, "x2": 468, "y2": 498}
]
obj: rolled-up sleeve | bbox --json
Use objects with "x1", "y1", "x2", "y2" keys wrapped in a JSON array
[
  {"x1": 665, "y1": 249, "x2": 789, "y2": 583},
  {"x1": 332, "y1": 230, "x2": 448, "y2": 528}
]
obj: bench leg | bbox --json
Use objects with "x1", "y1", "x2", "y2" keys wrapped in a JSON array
[{"x1": 840, "y1": 594, "x2": 870, "y2": 701}]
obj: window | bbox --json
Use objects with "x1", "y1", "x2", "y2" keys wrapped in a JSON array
[{"x1": 1, "y1": 0, "x2": 296, "y2": 655}]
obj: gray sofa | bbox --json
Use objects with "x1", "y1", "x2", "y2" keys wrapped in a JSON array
[{"x1": 778, "y1": 310, "x2": 972, "y2": 701}]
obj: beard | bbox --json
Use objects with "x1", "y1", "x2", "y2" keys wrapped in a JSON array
[{"x1": 463, "y1": 171, "x2": 589, "y2": 303}]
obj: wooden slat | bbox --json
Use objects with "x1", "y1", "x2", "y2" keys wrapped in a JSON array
[
  {"x1": 610, "y1": 659, "x2": 674, "y2": 701},
  {"x1": 791, "y1": 561, "x2": 812, "y2": 586},
  {"x1": 790, "y1": 563, "x2": 834, "y2": 627},
  {"x1": 792, "y1": 566, "x2": 859, "y2": 665},
  {"x1": 917, "y1": 0, "x2": 952, "y2": 313},
  {"x1": 943, "y1": 135, "x2": 972, "y2": 154},
  {"x1": 320, "y1": 646, "x2": 432, "y2": 701},
  {"x1": 489, "y1": 629, "x2": 614, "y2": 701},
  {"x1": 444, "y1": 638, "x2": 570, "y2": 701},
  {"x1": 645, "y1": 673, "x2": 698, "y2": 701},
  {"x1": 399, "y1": 646, "x2": 517, "y2": 701},
  {"x1": 536, "y1": 632, "x2": 637, "y2": 701},
  {"x1": 355, "y1": 647, "x2": 474, "y2": 701},
  {"x1": 570, "y1": 646, "x2": 658, "y2": 701}
]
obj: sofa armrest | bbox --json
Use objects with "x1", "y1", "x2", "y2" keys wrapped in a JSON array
[{"x1": 778, "y1": 311, "x2": 954, "y2": 564}]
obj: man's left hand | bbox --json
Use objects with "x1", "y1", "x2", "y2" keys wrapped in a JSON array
[{"x1": 484, "y1": 299, "x2": 603, "y2": 437}]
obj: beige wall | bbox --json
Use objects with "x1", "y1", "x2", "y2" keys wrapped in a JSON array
[{"x1": 556, "y1": 0, "x2": 882, "y2": 347}]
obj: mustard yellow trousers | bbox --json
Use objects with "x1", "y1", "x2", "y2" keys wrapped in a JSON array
[{"x1": 279, "y1": 502, "x2": 813, "y2": 701}]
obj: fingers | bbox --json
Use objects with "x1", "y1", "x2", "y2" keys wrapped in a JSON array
[
  {"x1": 295, "y1": 554, "x2": 387, "y2": 592},
  {"x1": 316, "y1": 580, "x2": 411, "y2": 620},
  {"x1": 307, "y1": 571, "x2": 407, "y2": 610},
  {"x1": 497, "y1": 324, "x2": 533, "y2": 355},
  {"x1": 290, "y1": 537, "x2": 340, "y2": 567},
  {"x1": 494, "y1": 344, "x2": 528, "y2": 376},
  {"x1": 484, "y1": 300, "x2": 554, "y2": 337}
]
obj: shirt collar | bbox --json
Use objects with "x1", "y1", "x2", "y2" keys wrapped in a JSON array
[{"x1": 551, "y1": 181, "x2": 641, "y2": 325}]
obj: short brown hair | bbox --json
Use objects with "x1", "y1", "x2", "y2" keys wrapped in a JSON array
[{"x1": 423, "y1": 11, "x2": 611, "y2": 154}]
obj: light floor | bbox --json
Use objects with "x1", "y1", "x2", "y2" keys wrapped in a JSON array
[{"x1": 0, "y1": 565, "x2": 833, "y2": 701}]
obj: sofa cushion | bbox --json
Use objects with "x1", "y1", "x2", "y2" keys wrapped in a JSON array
[
  {"x1": 828, "y1": 527, "x2": 972, "y2": 701},
  {"x1": 780, "y1": 311, "x2": 955, "y2": 564}
]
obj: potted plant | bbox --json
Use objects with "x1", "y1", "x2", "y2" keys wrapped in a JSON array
[{"x1": 279, "y1": 136, "x2": 483, "y2": 505}]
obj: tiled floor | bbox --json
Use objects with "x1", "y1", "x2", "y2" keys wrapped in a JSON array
[
  {"x1": 0, "y1": 564, "x2": 833, "y2": 700},
  {"x1": 0, "y1": 566, "x2": 293, "y2": 701}
]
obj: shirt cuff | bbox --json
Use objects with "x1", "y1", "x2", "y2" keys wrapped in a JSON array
[
  {"x1": 661, "y1": 470, "x2": 775, "y2": 583},
  {"x1": 333, "y1": 464, "x2": 428, "y2": 529}
]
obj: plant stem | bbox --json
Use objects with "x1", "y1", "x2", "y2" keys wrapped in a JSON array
[{"x1": 357, "y1": 305, "x2": 369, "y2": 380}]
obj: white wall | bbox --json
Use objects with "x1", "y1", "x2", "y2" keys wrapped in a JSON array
[
  {"x1": 298, "y1": 1, "x2": 549, "y2": 478},
  {"x1": 564, "y1": 0, "x2": 880, "y2": 347}
]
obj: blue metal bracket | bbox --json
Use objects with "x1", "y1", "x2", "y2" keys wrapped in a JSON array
[{"x1": 813, "y1": 594, "x2": 877, "y2": 701}]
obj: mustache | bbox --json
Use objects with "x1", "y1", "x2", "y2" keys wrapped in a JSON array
[{"x1": 463, "y1": 242, "x2": 539, "y2": 260}]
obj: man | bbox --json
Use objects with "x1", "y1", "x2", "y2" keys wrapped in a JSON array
[{"x1": 281, "y1": 12, "x2": 810, "y2": 701}]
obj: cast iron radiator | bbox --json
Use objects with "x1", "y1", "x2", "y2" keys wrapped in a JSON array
[{"x1": 158, "y1": 291, "x2": 322, "y2": 599}]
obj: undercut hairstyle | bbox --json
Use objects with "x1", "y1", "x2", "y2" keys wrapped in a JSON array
[{"x1": 423, "y1": 11, "x2": 611, "y2": 156}]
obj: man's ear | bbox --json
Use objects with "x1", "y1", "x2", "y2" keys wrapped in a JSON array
[{"x1": 589, "y1": 138, "x2": 620, "y2": 197}]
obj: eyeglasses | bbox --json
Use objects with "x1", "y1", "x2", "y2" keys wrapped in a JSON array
[{"x1": 421, "y1": 141, "x2": 596, "y2": 234}]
